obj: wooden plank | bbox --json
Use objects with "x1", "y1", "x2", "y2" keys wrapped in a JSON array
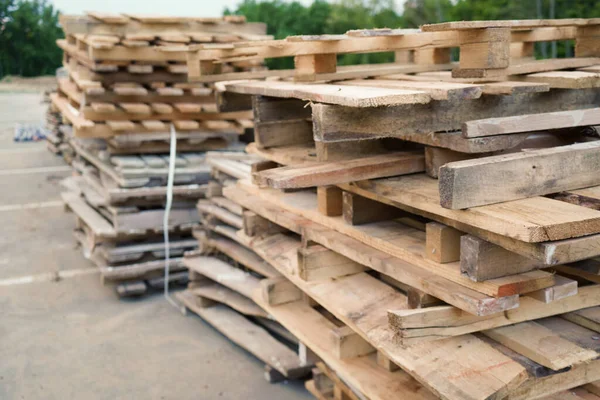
[
  {"x1": 376, "y1": 351, "x2": 399, "y2": 372},
  {"x1": 463, "y1": 107, "x2": 600, "y2": 138},
  {"x1": 381, "y1": 72, "x2": 550, "y2": 95},
  {"x1": 537, "y1": 316, "x2": 600, "y2": 352},
  {"x1": 483, "y1": 321, "x2": 597, "y2": 370},
  {"x1": 562, "y1": 307, "x2": 600, "y2": 332},
  {"x1": 224, "y1": 80, "x2": 432, "y2": 107},
  {"x1": 526, "y1": 276, "x2": 578, "y2": 303},
  {"x1": 454, "y1": 57, "x2": 600, "y2": 79},
  {"x1": 407, "y1": 288, "x2": 444, "y2": 309},
  {"x1": 584, "y1": 382, "x2": 600, "y2": 397},
  {"x1": 183, "y1": 256, "x2": 258, "y2": 299},
  {"x1": 317, "y1": 186, "x2": 343, "y2": 217},
  {"x1": 439, "y1": 141, "x2": 600, "y2": 209},
  {"x1": 458, "y1": 28, "x2": 510, "y2": 70},
  {"x1": 62, "y1": 192, "x2": 115, "y2": 238},
  {"x1": 425, "y1": 222, "x2": 462, "y2": 264},
  {"x1": 315, "y1": 139, "x2": 387, "y2": 162},
  {"x1": 342, "y1": 191, "x2": 407, "y2": 225},
  {"x1": 330, "y1": 325, "x2": 375, "y2": 359},
  {"x1": 423, "y1": 19, "x2": 600, "y2": 31},
  {"x1": 520, "y1": 71, "x2": 600, "y2": 89},
  {"x1": 254, "y1": 119, "x2": 313, "y2": 149},
  {"x1": 253, "y1": 152, "x2": 425, "y2": 189},
  {"x1": 510, "y1": 359, "x2": 600, "y2": 400},
  {"x1": 388, "y1": 284, "x2": 600, "y2": 341},
  {"x1": 260, "y1": 276, "x2": 303, "y2": 306},
  {"x1": 295, "y1": 53, "x2": 337, "y2": 81},
  {"x1": 298, "y1": 245, "x2": 366, "y2": 281},
  {"x1": 197, "y1": 200, "x2": 243, "y2": 229},
  {"x1": 242, "y1": 211, "x2": 287, "y2": 237},
  {"x1": 179, "y1": 295, "x2": 307, "y2": 378},
  {"x1": 425, "y1": 147, "x2": 480, "y2": 179},
  {"x1": 551, "y1": 265, "x2": 600, "y2": 285},
  {"x1": 86, "y1": 12, "x2": 129, "y2": 24},
  {"x1": 253, "y1": 95, "x2": 311, "y2": 122},
  {"x1": 461, "y1": 235, "x2": 541, "y2": 281},
  {"x1": 191, "y1": 284, "x2": 267, "y2": 318},
  {"x1": 210, "y1": 196, "x2": 244, "y2": 216},
  {"x1": 339, "y1": 79, "x2": 482, "y2": 101},
  {"x1": 206, "y1": 236, "x2": 280, "y2": 278}
]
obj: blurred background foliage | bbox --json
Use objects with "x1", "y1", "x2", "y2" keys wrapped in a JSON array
[
  {"x1": 0, "y1": 0, "x2": 63, "y2": 78},
  {"x1": 1, "y1": 0, "x2": 600, "y2": 77}
]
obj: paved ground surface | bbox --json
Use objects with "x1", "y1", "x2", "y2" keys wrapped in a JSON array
[{"x1": 0, "y1": 90, "x2": 312, "y2": 400}]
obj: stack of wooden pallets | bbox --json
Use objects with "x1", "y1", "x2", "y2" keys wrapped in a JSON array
[
  {"x1": 177, "y1": 152, "x2": 316, "y2": 383},
  {"x1": 51, "y1": 12, "x2": 268, "y2": 295},
  {"x1": 177, "y1": 19, "x2": 600, "y2": 400}
]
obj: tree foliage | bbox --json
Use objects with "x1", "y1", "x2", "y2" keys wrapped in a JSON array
[{"x1": 0, "y1": 0, "x2": 62, "y2": 78}]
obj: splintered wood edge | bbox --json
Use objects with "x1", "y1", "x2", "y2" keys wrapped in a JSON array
[{"x1": 438, "y1": 165, "x2": 457, "y2": 209}]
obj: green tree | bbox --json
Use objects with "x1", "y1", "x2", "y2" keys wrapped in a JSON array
[
  {"x1": 226, "y1": 0, "x2": 332, "y2": 68},
  {"x1": 401, "y1": 0, "x2": 454, "y2": 27},
  {"x1": 0, "y1": 0, "x2": 63, "y2": 78}
]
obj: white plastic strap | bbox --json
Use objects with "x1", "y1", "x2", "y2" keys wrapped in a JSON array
[{"x1": 163, "y1": 124, "x2": 182, "y2": 310}]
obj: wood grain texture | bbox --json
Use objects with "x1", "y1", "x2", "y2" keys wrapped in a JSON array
[
  {"x1": 254, "y1": 152, "x2": 425, "y2": 189},
  {"x1": 225, "y1": 80, "x2": 431, "y2": 107},
  {"x1": 483, "y1": 320, "x2": 597, "y2": 370},
  {"x1": 439, "y1": 141, "x2": 600, "y2": 209},
  {"x1": 388, "y1": 285, "x2": 600, "y2": 341},
  {"x1": 463, "y1": 107, "x2": 600, "y2": 138},
  {"x1": 460, "y1": 235, "x2": 542, "y2": 281}
]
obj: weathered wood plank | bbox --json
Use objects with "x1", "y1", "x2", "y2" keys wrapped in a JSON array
[
  {"x1": 483, "y1": 321, "x2": 597, "y2": 370},
  {"x1": 298, "y1": 245, "x2": 366, "y2": 281},
  {"x1": 463, "y1": 107, "x2": 600, "y2": 138},
  {"x1": 312, "y1": 89, "x2": 600, "y2": 151},
  {"x1": 388, "y1": 284, "x2": 600, "y2": 342},
  {"x1": 178, "y1": 293, "x2": 307, "y2": 378},
  {"x1": 226, "y1": 80, "x2": 431, "y2": 107},
  {"x1": 461, "y1": 235, "x2": 541, "y2": 281},
  {"x1": 253, "y1": 152, "x2": 425, "y2": 189},
  {"x1": 343, "y1": 192, "x2": 408, "y2": 225},
  {"x1": 317, "y1": 186, "x2": 343, "y2": 216},
  {"x1": 439, "y1": 141, "x2": 600, "y2": 209},
  {"x1": 525, "y1": 276, "x2": 578, "y2": 303},
  {"x1": 425, "y1": 222, "x2": 462, "y2": 264}
]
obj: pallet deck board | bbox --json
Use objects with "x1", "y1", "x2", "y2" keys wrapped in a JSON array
[{"x1": 439, "y1": 141, "x2": 600, "y2": 209}]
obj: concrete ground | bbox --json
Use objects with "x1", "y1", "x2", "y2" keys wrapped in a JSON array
[{"x1": 0, "y1": 89, "x2": 312, "y2": 400}]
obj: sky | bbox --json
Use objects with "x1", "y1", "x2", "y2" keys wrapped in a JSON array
[{"x1": 50, "y1": 0, "x2": 316, "y2": 17}]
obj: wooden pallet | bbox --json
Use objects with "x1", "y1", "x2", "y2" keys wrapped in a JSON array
[
  {"x1": 51, "y1": 92, "x2": 250, "y2": 138},
  {"x1": 188, "y1": 19, "x2": 600, "y2": 82},
  {"x1": 176, "y1": 151, "x2": 600, "y2": 399},
  {"x1": 183, "y1": 172, "x2": 600, "y2": 400}
]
